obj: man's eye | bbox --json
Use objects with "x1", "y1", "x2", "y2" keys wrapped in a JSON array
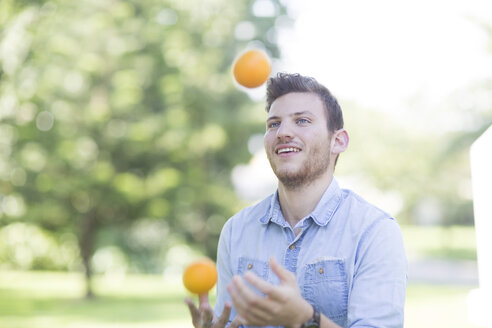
[
  {"x1": 297, "y1": 118, "x2": 309, "y2": 124},
  {"x1": 268, "y1": 122, "x2": 280, "y2": 128}
]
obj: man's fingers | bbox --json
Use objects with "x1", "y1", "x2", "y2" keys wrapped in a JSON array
[
  {"x1": 196, "y1": 293, "x2": 214, "y2": 327},
  {"x1": 185, "y1": 296, "x2": 216, "y2": 328},
  {"x1": 215, "y1": 302, "x2": 232, "y2": 327},
  {"x1": 229, "y1": 315, "x2": 245, "y2": 328},
  {"x1": 227, "y1": 275, "x2": 274, "y2": 324},
  {"x1": 230, "y1": 275, "x2": 268, "y2": 307},
  {"x1": 227, "y1": 276, "x2": 249, "y2": 312},
  {"x1": 243, "y1": 270, "x2": 274, "y2": 295},
  {"x1": 184, "y1": 298, "x2": 200, "y2": 317},
  {"x1": 201, "y1": 306, "x2": 214, "y2": 326},
  {"x1": 269, "y1": 257, "x2": 295, "y2": 283},
  {"x1": 184, "y1": 298, "x2": 201, "y2": 327}
]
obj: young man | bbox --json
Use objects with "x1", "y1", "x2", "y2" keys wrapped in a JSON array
[{"x1": 186, "y1": 73, "x2": 407, "y2": 328}]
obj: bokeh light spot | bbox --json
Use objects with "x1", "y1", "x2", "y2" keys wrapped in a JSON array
[{"x1": 35, "y1": 111, "x2": 54, "y2": 131}]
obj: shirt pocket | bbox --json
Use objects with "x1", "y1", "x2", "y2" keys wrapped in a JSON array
[
  {"x1": 237, "y1": 257, "x2": 269, "y2": 280},
  {"x1": 303, "y1": 258, "x2": 348, "y2": 324}
]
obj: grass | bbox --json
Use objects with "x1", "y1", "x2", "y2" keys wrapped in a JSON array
[
  {"x1": 0, "y1": 271, "x2": 482, "y2": 328},
  {"x1": 0, "y1": 270, "x2": 193, "y2": 328}
]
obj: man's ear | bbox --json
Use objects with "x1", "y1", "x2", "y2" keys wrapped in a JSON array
[{"x1": 331, "y1": 129, "x2": 349, "y2": 155}]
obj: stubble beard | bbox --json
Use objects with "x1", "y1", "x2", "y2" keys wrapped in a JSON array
[{"x1": 268, "y1": 148, "x2": 331, "y2": 191}]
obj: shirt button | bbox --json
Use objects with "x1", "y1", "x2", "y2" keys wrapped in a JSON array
[
  {"x1": 289, "y1": 244, "x2": 296, "y2": 250},
  {"x1": 247, "y1": 264, "x2": 253, "y2": 270},
  {"x1": 319, "y1": 268, "x2": 324, "y2": 274}
]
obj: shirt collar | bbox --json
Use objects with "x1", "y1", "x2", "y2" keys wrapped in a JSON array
[{"x1": 260, "y1": 178, "x2": 343, "y2": 227}]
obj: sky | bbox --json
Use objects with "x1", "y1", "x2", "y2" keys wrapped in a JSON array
[{"x1": 278, "y1": 0, "x2": 492, "y2": 116}]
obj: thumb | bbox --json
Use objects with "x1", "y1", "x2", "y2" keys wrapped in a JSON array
[{"x1": 269, "y1": 257, "x2": 295, "y2": 284}]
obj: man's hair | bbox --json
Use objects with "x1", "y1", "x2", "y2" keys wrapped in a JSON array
[{"x1": 266, "y1": 73, "x2": 344, "y2": 133}]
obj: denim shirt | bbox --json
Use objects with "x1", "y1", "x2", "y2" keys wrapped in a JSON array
[{"x1": 214, "y1": 179, "x2": 407, "y2": 328}]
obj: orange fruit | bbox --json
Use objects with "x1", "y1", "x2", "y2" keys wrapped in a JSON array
[
  {"x1": 233, "y1": 49, "x2": 271, "y2": 88},
  {"x1": 182, "y1": 258, "x2": 218, "y2": 294}
]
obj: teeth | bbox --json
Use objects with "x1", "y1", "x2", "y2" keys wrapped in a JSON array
[{"x1": 277, "y1": 147, "x2": 300, "y2": 154}]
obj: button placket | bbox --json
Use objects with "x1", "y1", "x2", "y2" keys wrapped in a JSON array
[{"x1": 285, "y1": 239, "x2": 304, "y2": 273}]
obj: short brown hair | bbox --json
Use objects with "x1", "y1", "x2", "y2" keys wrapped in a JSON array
[{"x1": 266, "y1": 73, "x2": 344, "y2": 133}]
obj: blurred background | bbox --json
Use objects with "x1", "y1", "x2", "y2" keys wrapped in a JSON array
[{"x1": 0, "y1": 0, "x2": 491, "y2": 327}]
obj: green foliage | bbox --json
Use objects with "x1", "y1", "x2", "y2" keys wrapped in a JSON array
[
  {"x1": 0, "y1": 0, "x2": 288, "y2": 277},
  {"x1": 2, "y1": 0, "x2": 489, "y2": 280}
]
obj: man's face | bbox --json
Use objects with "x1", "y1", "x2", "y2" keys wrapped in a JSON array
[{"x1": 264, "y1": 92, "x2": 332, "y2": 190}]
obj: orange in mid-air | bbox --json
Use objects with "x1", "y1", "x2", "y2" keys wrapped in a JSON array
[
  {"x1": 182, "y1": 258, "x2": 218, "y2": 294},
  {"x1": 233, "y1": 49, "x2": 271, "y2": 88}
]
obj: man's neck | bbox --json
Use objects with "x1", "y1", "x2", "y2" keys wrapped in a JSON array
[{"x1": 277, "y1": 173, "x2": 334, "y2": 228}]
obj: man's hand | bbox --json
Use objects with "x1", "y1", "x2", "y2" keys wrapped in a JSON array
[
  {"x1": 226, "y1": 257, "x2": 313, "y2": 328},
  {"x1": 184, "y1": 293, "x2": 244, "y2": 328}
]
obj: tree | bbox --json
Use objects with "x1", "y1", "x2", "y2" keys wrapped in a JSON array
[{"x1": 0, "y1": 0, "x2": 288, "y2": 297}]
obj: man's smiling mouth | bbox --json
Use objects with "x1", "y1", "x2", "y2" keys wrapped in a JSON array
[{"x1": 276, "y1": 147, "x2": 301, "y2": 154}]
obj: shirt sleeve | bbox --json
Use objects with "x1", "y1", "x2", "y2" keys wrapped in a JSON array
[
  {"x1": 213, "y1": 218, "x2": 236, "y2": 323},
  {"x1": 348, "y1": 218, "x2": 408, "y2": 327}
]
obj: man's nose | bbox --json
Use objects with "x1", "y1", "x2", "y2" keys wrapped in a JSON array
[{"x1": 276, "y1": 121, "x2": 294, "y2": 139}]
